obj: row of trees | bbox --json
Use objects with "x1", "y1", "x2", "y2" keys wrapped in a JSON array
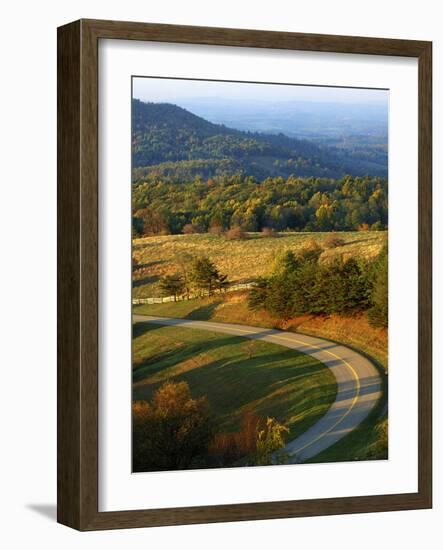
[
  {"x1": 132, "y1": 175, "x2": 388, "y2": 236},
  {"x1": 159, "y1": 256, "x2": 229, "y2": 300},
  {"x1": 133, "y1": 380, "x2": 288, "y2": 471},
  {"x1": 248, "y1": 241, "x2": 388, "y2": 328}
]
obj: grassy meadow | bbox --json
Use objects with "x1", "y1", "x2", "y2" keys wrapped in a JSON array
[
  {"x1": 133, "y1": 231, "x2": 387, "y2": 298},
  {"x1": 133, "y1": 322, "x2": 337, "y2": 441}
]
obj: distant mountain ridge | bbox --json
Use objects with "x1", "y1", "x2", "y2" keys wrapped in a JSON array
[{"x1": 132, "y1": 99, "x2": 388, "y2": 181}]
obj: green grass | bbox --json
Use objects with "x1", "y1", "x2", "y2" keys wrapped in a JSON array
[
  {"x1": 305, "y1": 342, "x2": 388, "y2": 464},
  {"x1": 134, "y1": 297, "x2": 223, "y2": 320},
  {"x1": 134, "y1": 291, "x2": 388, "y2": 370},
  {"x1": 307, "y1": 408, "x2": 388, "y2": 463},
  {"x1": 133, "y1": 231, "x2": 387, "y2": 297},
  {"x1": 132, "y1": 322, "x2": 337, "y2": 441}
]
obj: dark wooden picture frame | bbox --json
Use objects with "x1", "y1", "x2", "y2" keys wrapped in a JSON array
[{"x1": 57, "y1": 19, "x2": 432, "y2": 531}]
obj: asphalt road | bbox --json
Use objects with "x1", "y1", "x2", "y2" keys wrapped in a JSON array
[{"x1": 133, "y1": 315, "x2": 383, "y2": 462}]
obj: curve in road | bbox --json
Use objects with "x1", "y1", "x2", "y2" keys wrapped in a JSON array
[{"x1": 133, "y1": 315, "x2": 383, "y2": 462}]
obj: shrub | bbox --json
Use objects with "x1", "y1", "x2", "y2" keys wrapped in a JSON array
[
  {"x1": 261, "y1": 227, "x2": 279, "y2": 238},
  {"x1": 209, "y1": 224, "x2": 223, "y2": 235},
  {"x1": 358, "y1": 223, "x2": 370, "y2": 231},
  {"x1": 324, "y1": 234, "x2": 345, "y2": 248},
  {"x1": 209, "y1": 413, "x2": 260, "y2": 466},
  {"x1": 371, "y1": 221, "x2": 383, "y2": 231},
  {"x1": 182, "y1": 223, "x2": 203, "y2": 235},
  {"x1": 208, "y1": 413, "x2": 261, "y2": 466},
  {"x1": 208, "y1": 413, "x2": 288, "y2": 467},
  {"x1": 255, "y1": 417, "x2": 289, "y2": 466},
  {"x1": 296, "y1": 239, "x2": 323, "y2": 263},
  {"x1": 225, "y1": 226, "x2": 247, "y2": 240},
  {"x1": 361, "y1": 417, "x2": 388, "y2": 459}
]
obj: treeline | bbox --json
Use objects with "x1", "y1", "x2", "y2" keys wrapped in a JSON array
[
  {"x1": 132, "y1": 174, "x2": 388, "y2": 235},
  {"x1": 248, "y1": 241, "x2": 388, "y2": 328}
]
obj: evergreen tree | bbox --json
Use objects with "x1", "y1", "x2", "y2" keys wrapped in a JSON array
[
  {"x1": 190, "y1": 256, "x2": 228, "y2": 296},
  {"x1": 159, "y1": 273, "x2": 185, "y2": 301},
  {"x1": 367, "y1": 246, "x2": 388, "y2": 327},
  {"x1": 247, "y1": 242, "x2": 380, "y2": 320},
  {"x1": 248, "y1": 277, "x2": 270, "y2": 311}
]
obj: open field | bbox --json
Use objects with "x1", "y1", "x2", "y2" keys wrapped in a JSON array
[
  {"x1": 132, "y1": 322, "x2": 337, "y2": 441},
  {"x1": 132, "y1": 230, "x2": 388, "y2": 462},
  {"x1": 133, "y1": 231, "x2": 387, "y2": 298},
  {"x1": 133, "y1": 291, "x2": 388, "y2": 370}
]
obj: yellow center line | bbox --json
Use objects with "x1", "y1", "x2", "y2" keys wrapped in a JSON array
[{"x1": 137, "y1": 317, "x2": 361, "y2": 457}]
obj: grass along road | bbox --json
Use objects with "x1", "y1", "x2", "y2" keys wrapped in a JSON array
[
  {"x1": 133, "y1": 291, "x2": 388, "y2": 370},
  {"x1": 133, "y1": 322, "x2": 337, "y2": 448},
  {"x1": 133, "y1": 315, "x2": 383, "y2": 462}
]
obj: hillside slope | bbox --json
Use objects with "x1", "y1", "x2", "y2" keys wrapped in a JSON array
[{"x1": 132, "y1": 100, "x2": 388, "y2": 181}]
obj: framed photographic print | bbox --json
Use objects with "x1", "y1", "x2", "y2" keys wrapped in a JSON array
[{"x1": 57, "y1": 19, "x2": 432, "y2": 530}]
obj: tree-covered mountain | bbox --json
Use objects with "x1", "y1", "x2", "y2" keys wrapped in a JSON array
[{"x1": 132, "y1": 99, "x2": 387, "y2": 182}]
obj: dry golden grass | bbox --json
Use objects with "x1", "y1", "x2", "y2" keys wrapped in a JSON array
[
  {"x1": 132, "y1": 231, "x2": 387, "y2": 298},
  {"x1": 283, "y1": 314, "x2": 388, "y2": 370}
]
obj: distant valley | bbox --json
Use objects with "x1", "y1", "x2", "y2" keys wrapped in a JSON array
[{"x1": 132, "y1": 99, "x2": 388, "y2": 182}]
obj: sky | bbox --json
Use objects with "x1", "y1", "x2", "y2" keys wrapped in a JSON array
[{"x1": 132, "y1": 76, "x2": 389, "y2": 106}]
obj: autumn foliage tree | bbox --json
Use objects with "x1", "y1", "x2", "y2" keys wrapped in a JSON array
[
  {"x1": 133, "y1": 207, "x2": 169, "y2": 236},
  {"x1": 133, "y1": 381, "x2": 215, "y2": 472},
  {"x1": 132, "y1": 172, "x2": 388, "y2": 236}
]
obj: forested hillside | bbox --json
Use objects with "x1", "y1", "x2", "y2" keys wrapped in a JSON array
[
  {"x1": 132, "y1": 174, "x2": 388, "y2": 235},
  {"x1": 132, "y1": 99, "x2": 388, "y2": 181}
]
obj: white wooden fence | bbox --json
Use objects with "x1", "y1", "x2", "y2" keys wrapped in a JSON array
[{"x1": 132, "y1": 282, "x2": 255, "y2": 305}]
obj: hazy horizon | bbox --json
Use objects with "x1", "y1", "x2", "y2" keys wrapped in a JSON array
[
  {"x1": 132, "y1": 77, "x2": 388, "y2": 106},
  {"x1": 132, "y1": 76, "x2": 388, "y2": 142}
]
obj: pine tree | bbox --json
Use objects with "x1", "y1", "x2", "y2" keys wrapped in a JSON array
[
  {"x1": 190, "y1": 256, "x2": 228, "y2": 296},
  {"x1": 159, "y1": 273, "x2": 185, "y2": 301},
  {"x1": 248, "y1": 278, "x2": 270, "y2": 311},
  {"x1": 367, "y1": 246, "x2": 388, "y2": 327}
]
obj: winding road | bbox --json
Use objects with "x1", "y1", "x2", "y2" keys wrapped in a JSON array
[{"x1": 133, "y1": 315, "x2": 383, "y2": 462}]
